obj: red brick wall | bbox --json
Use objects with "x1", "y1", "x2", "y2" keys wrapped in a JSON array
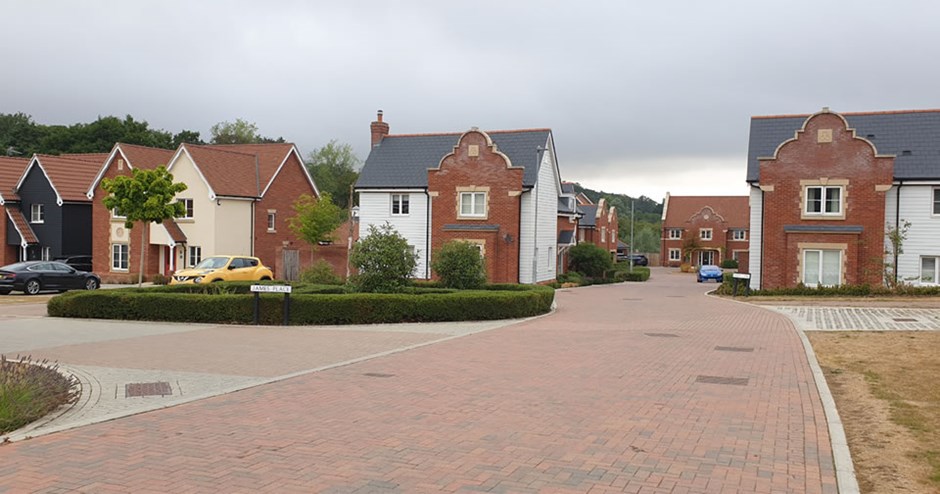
[
  {"x1": 661, "y1": 210, "x2": 748, "y2": 268},
  {"x1": 759, "y1": 112, "x2": 894, "y2": 289},
  {"x1": 92, "y1": 157, "x2": 161, "y2": 283},
  {"x1": 0, "y1": 206, "x2": 14, "y2": 266},
  {"x1": 428, "y1": 131, "x2": 524, "y2": 284},
  {"x1": 254, "y1": 152, "x2": 320, "y2": 276}
]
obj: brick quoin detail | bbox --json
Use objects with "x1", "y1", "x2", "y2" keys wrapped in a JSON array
[
  {"x1": 428, "y1": 130, "x2": 524, "y2": 284},
  {"x1": 759, "y1": 112, "x2": 893, "y2": 289}
]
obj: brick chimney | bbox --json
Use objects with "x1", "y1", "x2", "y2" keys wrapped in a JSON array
[{"x1": 370, "y1": 110, "x2": 389, "y2": 148}]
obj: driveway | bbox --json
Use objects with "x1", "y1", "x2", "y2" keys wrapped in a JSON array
[{"x1": 0, "y1": 270, "x2": 837, "y2": 493}]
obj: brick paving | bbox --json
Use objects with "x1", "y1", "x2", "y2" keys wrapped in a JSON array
[
  {"x1": 770, "y1": 306, "x2": 940, "y2": 331},
  {"x1": 0, "y1": 271, "x2": 837, "y2": 493}
]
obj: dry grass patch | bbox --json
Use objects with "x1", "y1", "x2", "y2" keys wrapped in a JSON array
[{"x1": 809, "y1": 331, "x2": 940, "y2": 493}]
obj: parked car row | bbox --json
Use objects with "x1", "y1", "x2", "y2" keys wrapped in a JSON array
[{"x1": 616, "y1": 253, "x2": 649, "y2": 266}]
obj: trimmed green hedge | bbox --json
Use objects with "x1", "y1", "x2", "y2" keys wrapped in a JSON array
[
  {"x1": 715, "y1": 280, "x2": 940, "y2": 297},
  {"x1": 48, "y1": 283, "x2": 555, "y2": 325}
]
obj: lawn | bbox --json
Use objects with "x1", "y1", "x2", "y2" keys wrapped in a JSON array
[{"x1": 809, "y1": 331, "x2": 940, "y2": 493}]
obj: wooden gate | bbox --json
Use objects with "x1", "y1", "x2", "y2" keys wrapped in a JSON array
[{"x1": 281, "y1": 249, "x2": 300, "y2": 281}]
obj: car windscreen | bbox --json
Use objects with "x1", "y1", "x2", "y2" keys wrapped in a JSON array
[{"x1": 194, "y1": 257, "x2": 229, "y2": 270}]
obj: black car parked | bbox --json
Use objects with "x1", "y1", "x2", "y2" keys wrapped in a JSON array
[
  {"x1": 54, "y1": 255, "x2": 93, "y2": 273},
  {"x1": 617, "y1": 254, "x2": 649, "y2": 266},
  {"x1": 0, "y1": 261, "x2": 100, "y2": 295}
]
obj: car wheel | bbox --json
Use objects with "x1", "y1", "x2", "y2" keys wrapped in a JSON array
[
  {"x1": 25, "y1": 279, "x2": 41, "y2": 295},
  {"x1": 260, "y1": 276, "x2": 272, "y2": 281},
  {"x1": 697, "y1": 278, "x2": 702, "y2": 283},
  {"x1": 85, "y1": 278, "x2": 100, "y2": 290}
]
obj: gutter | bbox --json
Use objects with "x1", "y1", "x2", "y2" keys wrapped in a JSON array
[
  {"x1": 894, "y1": 181, "x2": 903, "y2": 285},
  {"x1": 759, "y1": 187, "x2": 764, "y2": 290},
  {"x1": 425, "y1": 189, "x2": 431, "y2": 279}
]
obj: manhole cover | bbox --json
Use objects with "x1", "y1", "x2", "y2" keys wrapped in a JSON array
[
  {"x1": 695, "y1": 375, "x2": 749, "y2": 386},
  {"x1": 645, "y1": 333, "x2": 679, "y2": 338},
  {"x1": 714, "y1": 346, "x2": 755, "y2": 352},
  {"x1": 125, "y1": 382, "x2": 173, "y2": 398},
  {"x1": 363, "y1": 373, "x2": 395, "y2": 378},
  {"x1": 893, "y1": 318, "x2": 918, "y2": 322}
]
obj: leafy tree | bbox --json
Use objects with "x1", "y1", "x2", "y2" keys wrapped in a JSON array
[
  {"x1": 306, "y1": 140, "x2": 361, "y2": 210},
  {"x1": 568, "y1": 242, "x2": 613, "y2": 278},
  {"x1": 631, "y1": 226, "x2": 660, "y2": 253},
  {"x1": 288, "y1": 193, "x2": 344, "y2": 251},
  {"x1": 172, "y1": 130, "x2": 204, "y2": 147},
  {"x1": 432, "y1": 241, "x2": 486, "y2": 289},
  {"x1": 210, "y1": 118, "x2": 262, "y2": 144},
  {"x1": 349, "y1": 223, "x2": 418, "y2": 293},
  {"x1": 0, "y1": 112, "x2": 44, "y2": 156},
  {"x1": 1, "y1": 113, "x2": 182, "y2": 155},
  {"x1": 101, "y1": 166, "x2": 188, "y2": 286}
]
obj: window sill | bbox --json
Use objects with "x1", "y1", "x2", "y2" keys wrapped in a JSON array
[
  {"x1": 801, "y1": 213, "x2": 845, "y2": 221},
  {"x1": 267, "y1": 229, "x2": 276, "y2": 234},
  {"x1": 456, "y1": 215, "x2": 487, "y2": 220}
]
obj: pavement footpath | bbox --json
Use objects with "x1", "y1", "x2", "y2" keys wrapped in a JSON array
[{"x1": 0, "y1": 271, "x2": 840, "y2": 493}]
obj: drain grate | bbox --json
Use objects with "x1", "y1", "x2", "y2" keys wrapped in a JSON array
[
  {"x1": 363, "y1": 373, "x2": 395, "y2": 378},
  {"x1": 893, "y1": 318, "x2": 918, "y2": 323},
  {"x1": 695, "y1": 375, "x2": 749, "y2": 386},
  {"x1": 645, "y1": 332, "x2": 679, "y2": 338},
  {"x1": 714, "y1": 346, "x2": 754, "y2": 352},
  {"x1": 125, "y1": 382, "x2": 173, "y2": 398}
]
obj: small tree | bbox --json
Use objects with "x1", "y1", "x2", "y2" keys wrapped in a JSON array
[
  {"x1": 568, "y1": 243, "x2": 613, "y2": 278},
  {"x1": 681, "y1": 237, "x2": 700, "y2": 264},
  {"x1": 432, "y1": 241, "x2": 486, "y2": 289},
  {"x1": 101, "y1": 166, "x2": 187, "y2": 286},
  {"x1": 884, "y1": 219, "x2": 911, "y2": 288},
  {"x1": 287, "y1": 193, "x2": 344, "y2": 256},
  {"x1": 350, "y1": 223, "x2": 418, "y2": 293}
]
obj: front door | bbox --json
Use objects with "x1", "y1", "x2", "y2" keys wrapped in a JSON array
[{"x1": 699, "y1": 250, "x2": 716, "y2": 266}]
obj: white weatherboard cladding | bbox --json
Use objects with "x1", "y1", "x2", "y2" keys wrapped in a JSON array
[
  {"x1": 518, "y1": 144, "x2": 560, "y2": 284},
  {"x1": 748, "y1": 186, "x2": 763, "y2": 290},
  {"x1": 519, "y1": 192, "x2": 534, "y2": 283},
  {"x1": 889, "y1": 185, "x2": 940, "y2": 285},
  {"x1": 358, "y1": 191, "x2": 429, "y2": 279}
]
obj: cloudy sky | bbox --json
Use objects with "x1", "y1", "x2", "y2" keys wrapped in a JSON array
[{"x1": 3, "y1": 1, "x2": 939, "y2": 201}]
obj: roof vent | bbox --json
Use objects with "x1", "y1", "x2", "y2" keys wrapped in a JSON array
[{"x1": 902, "y1": 150, "x2": 912, "y2": 156}]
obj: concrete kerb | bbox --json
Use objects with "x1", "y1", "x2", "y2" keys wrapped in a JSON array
[
  {"x1": 708, "y1": 290, "x2": 860, "y2": 494},
  {"x1": 1, "y1": 309, "x2": 556, "y2": 444}
]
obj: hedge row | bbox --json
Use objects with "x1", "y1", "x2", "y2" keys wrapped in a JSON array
[
  {"x1": 714, "y1": 280, "x2": 940, "y2": 297},
  {"x1": 47, "y1": 284, "x2": 555, "y2": 325}
]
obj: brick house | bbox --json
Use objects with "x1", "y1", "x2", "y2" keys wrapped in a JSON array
[
  {"x1": 576, "y1": 195, "x2": 618, "y2": 255},
  {"x1": 6, "y1": 153, "x2": 106, "y2": 263},
  {"x1": 659, "y1": 193, "x2": 749, "y2": 269},
  {"x1": 556, "y1": 182, "x2": 581, "y2": 274},
  {"x1": 746, "y1": 107, "x2": 940, "y2": 290},
  {"x1": 0, "y1": 157, "x2": 31, "y2": 265},
  {"x1": 86, "y1": 143, "x2": 176, "y2": 282},
  {"x1": 355, "y1": 112, "x2": 562, "y2": 284}
]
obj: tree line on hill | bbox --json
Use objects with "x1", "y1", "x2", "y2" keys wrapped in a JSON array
[{"x1": 572, "y1": 184, "x2": 663, "y2": 253}]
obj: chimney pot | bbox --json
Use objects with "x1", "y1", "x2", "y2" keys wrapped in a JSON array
[{"x1": 377, "y1": 110, "x2": 383, "y2": 122}]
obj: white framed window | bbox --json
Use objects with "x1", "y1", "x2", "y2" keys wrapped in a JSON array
[
  {"x1": 112, "y1": 207, "x2": 125, "y2": 219},
  {"x1": 41, "y1": 247, "x2": 51, "y2": 261},
  {"x1": 700, "y1": 228, "x2": 713, "y2": 241},
  {"x1": 802, "y1": 249, "x2": 841, "y2": 287},
  {"x1": 601, "y1": 227, "x2": 607, "y2": 242},
  {"x1": 112, "y1": 244, "x2": 129, "y2": 271},
  {"x1": 921, "y1": 257, "x2": 939, "y2": 285},
  {"x1": 933, "y1": 188, "x2": 940, "y2": 216},
  {"x1": 459, "y1": 192, "x2": 486, "y2": 218},
  {"x1": 188, "y1": 246, "x2": 202, "y2": 267},
  {"x1": 267, "y1": 211, "x2": 276, "y2": 232},
  {"x1": 30, "y1": 204, "x2": 44, "y2": 223},
  {"x1": 669, "y1": 248, "x2": 681, "y2": 261},
  {"x1": 668, "y1": 228, "x2": 681, "y2": 240},
  {"x1": 178, "y1": 198, "x2": 194, "y2": 219},
  {"x1": 391, "y1": 194, "x2": 410, "y2": 215},
  {"x1": 579, "y1": 229, "x2": 585, "y2": 242},
  {"x1": 805, "y1": 186, "x2": 843, "y2": 216},
  {"x1": 732, "y1": 229, "x2": 747, "y2": 241}
]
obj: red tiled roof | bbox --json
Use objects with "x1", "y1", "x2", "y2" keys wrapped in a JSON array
[
  {"x1": 34, "y1": 154, "x2": 104, "y2": 202},
  {"x1": 199, "y1": 143, "x2": 297, "y2": 194},
  {"x1": 5, "y1": 208, "x2": 39, "y2": 244},
  {"x1": 117, "y1": 144, "x2": 175, "y2": 170},
  {"x1": 0, "y1": 157, "x2": 29, "y2": 202},
  {"x1": 663, "y1": 196, "x2": 749, "y2": 228},
  {"x1": 183, "y1": 145, "x2": 260, "y2": 198},
  {"x1": 160, "y1": 218, "x2": 187, "y2": 243}
]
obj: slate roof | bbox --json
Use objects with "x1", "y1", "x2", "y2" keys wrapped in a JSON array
[
  {"x1": 558, "y1": 230, "x2": 575, "y2": 245},
  {"x1": 579, "y1": 205, "x2": 598, "y2": 227},
  {"x1": 33, "y1": 154, "x2": 106, "y2": 202},
  {"x1": 356, "y1": 129, "x2": 552, "y2": 189},
  {"x1": 561, "y1": 182, "x2": 576, "y2": 194},
  {"x1": 557, "y1": 196, "x2": 578, "y2": 215},
  {"x1": 748, "y1": 109, "x2": 940, "y2": 182},
  {"x1": 0, "y1": 157, "x2": 29, "y2": 203},
  {"x1": 6, "y1": 208, "x2": 39, "y2": 244},
  {"x1": 662, "y1": 196, "x2": 749, "y2": 229}
]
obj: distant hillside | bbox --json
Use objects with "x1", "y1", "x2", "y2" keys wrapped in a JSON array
[{"x1": 569, "y1": 183, "x2": 663, "y2": 252}]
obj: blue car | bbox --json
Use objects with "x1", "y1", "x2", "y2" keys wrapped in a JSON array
[{"x1": 697, "y1": 264, "x2": 723, "y2": 283}]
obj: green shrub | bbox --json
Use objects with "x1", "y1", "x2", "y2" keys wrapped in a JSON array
[
  {"x1": 556, "y1": 271, "x2": 584, "y2": 285},
  {"x1": 300, "y1": 259, "x2": 343, "y2": 285},
  {"x1": 720, "y1": 259, "x2": 738, "y2": 269},
  {"x1": 47, "y1": 284, "x2": 556, "y2": 325},
  {"x1": 616, "y1": 267, "x2": 650, "y2": 282},
  {"x1": 568, "y1": 243, "x2": 613, "y2": 278},
  {"x1": 350, "y1": 223, "x2": 418, "y2": 293},
  {"x1": 150, "y1": 273, "x2": 170, "y2": 285},
  {"x1": 714, "y1": 281, "x2": 940, "y2": 297},
  {"x1": 432, "y1": 241, "x2": 487, "y2": 289}
]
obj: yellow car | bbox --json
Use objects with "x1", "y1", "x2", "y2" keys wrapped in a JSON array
[{"x1": 170, "y1": 256, "x2": 274, "y2": 284}]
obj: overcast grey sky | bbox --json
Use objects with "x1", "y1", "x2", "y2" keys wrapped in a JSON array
[{"x1": 3, "y1": 1, "x2": 939, "y2": 201}]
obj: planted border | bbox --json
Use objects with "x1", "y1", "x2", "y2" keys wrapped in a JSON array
[{"x1": 47, "y1": 283, "x2": 555, "y2": 325}]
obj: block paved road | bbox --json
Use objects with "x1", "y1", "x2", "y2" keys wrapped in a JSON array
[{"x1": 0, "y1": 270, "x2": 836, "y2": 493}]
